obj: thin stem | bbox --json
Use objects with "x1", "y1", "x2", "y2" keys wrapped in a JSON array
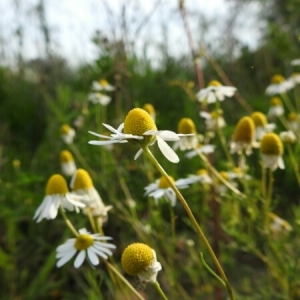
[
  {"x1": 86, "y1": 208, "x2": 97, "y2": 233},
  {"x1": 287, "y1": 144, "x2": 300, "y2": 186},
  {"x1": 143, "y1": 146, "x2": 235, "y2": 300},
  {"x1": 153, "y1": 281, "x2": 169, "y2": 300},
  {"x1": 264, "y1": 169, "x2": 274, "y2": 230},
  {"x1": 281, "y1": 92, "x2": 296, "y2": 113},
  {"x1": 60, "y1": 207, "x2": 79, "y2": 237},
  {"x1": 104, "y1": 261, "x2": 145, "y2": 300}
]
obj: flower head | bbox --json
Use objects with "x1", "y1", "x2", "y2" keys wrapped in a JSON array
[
  {"x1": 187, "y1": 169, "x2": 212, "y2": 184},
  {"x1": 70, "y1": 169, "x2": 112, "y2": 221},
  {"x1": 291, "y1": 59, "x2": 300, "y2": 66},
  {"x1": 250, "y1": 112, "x2": 276, "y2": 140},
  {"x1": 33, "y1": 174, "x2": 85, "y2": 223},
  {"x1": 121, "y1": 243, "x2": 162, "y2": 283},
  {"x1": 61, "y1": 124, "x2": 76, "y2": 144},
  {"x1": 89, "y1": 108, "x2": 192, "y2": 163},
  {"x1": 287, "y1": 112, "x2": 300, "y2": 131},
  {"x1": 144, "y1": 175, "x2": 191, "y2": 206},
  {"x1": 268, "y1": 97, "x2": 284, "y2": 118},
  {"x1": 279, "y1": 130, "x2": 297, "y2": 144},
  {"x1": 265, "y1": 74, "x2": 294, "y2": 95},
  {"x1": 269, "y1": 213, "x2": 292, "y2": 235},
  {"x1": 56, "y1": 228, "x2": 116, "y2": 268},
  {"x1": 230, "y1": 116, "x2": 256, "y2": 155},
  {"x1": 185, "y1": 144, "x2": 215, "y2": 159},
  {"x1": 143, "y1": 103, "x2": 156, "y2": 121},
  {"x1": 260, "y1": 133, "x2": 284, "y2": 170},
  {"x1": 173, "y1": 118, "x2": 198, "y2": 151},
  {"x1": 88, "y1": 92, "x2": 111, "y2": 106},
  {"x1": 200, "y1": 110, "x2": 226, "y2": 131},
  {"x1": 60, "y1": 150, "x2": 77, "y2": 176},
  {"x1": 92, "y1": 79, "x2": 115, "y2": 91},
  {"x1": 196, "y1": 80, "x2": 236, "y2": 104}
]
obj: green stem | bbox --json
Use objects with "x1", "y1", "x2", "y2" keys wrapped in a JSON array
[
  {"x1": 281, "y1": 92, "x2": 296, "y2": 113},
  {"x1": 287, "y1": 144, "x2": 300, "y2": 186},
  {"x1": 153, "y1": 281, "x2": 169, "y2": 300},
  {"x1": 60, "y1": 207, "x2": 79, "y2": 237},
  {"x1": 143, "y1": 146, "x2": 235, "y2": 300},
  {"x1": 104, "y1": 261, "x2": 145, "y2": 300},
  {"x1": 264, "y1": 169, "x2": 274, "y2": 230}
]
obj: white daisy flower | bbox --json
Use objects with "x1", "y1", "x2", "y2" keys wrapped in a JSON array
[
  {"x1": 279, "y1": 130, "x2": 297, "y2": 144},
  {"x1": 144, "y1": 175, "x2": 191, "y2": 207},
  {"x1": 70, "y1": 169, "x2": 113, "y2": 224},
  {"x1": 289, "y1": 73, "x2": 300, "y2": 85},
  {"x1": 187, "y1": 169, "x2": 212, "y2": 184},
  {"x1": 200, "y1": 110, "x2": 226, "y2": 131},
  {"x1": 196, "y1": 80, "x2": 236, "y2": 104},
  {"x1": 267, "y1": 97, "x2": 284, "y2": 118},
  {"x1": 33, "y1": 174, "x2": 85, "y2": 223},
  {"x1": 60, "y1": 150, "x2": 77, "y2": 176},
  {"x1": 88, "y1": 92, "x2": 111, "y2": 106},
  {"x1": 260, "y1": 133, "x2": 285, "y2": 171},
  {"x1": 91, "y1": 79, "x2": 115, "y2": 92},
  {"x1": 61, "y1": 124, "x2": 76, "y2": 144},
  {"x1": 265, "y1": 74, "x2": 294, "y2": 95},
  {"x1": 173, "y1": 118, "x2": 199, "y2": 151},
  {"x1": 56, "y1": 228, "x2": 116, "y2": 268},
  {"x1": 269, "y1": 213, "x2": 292, "y2": 234},
  {"x1": 185, "y1": 144, "x2": 215, "y2": 159},
  {"x1": 287, "y1": 112, "x2": 300, "y2": 131},
  {"x1": 250, "y1": 112, "x2": 276, "y2": 141},
  {"x1": 88, "y1": 108, "x2": 193, "y2": 163}
]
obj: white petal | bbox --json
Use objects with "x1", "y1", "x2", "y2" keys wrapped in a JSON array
[
  {"x1": 88, "y1": 140, "x2": 123, "y2": 145},
  {"x1": 88, "y1": 131, "x2": 111, "y2": 139},
  {"x1": 87, "y1": 248, "x2": 99, "y2": 265},
  {"x1": 102, "y1": 123, "x2": 122, "y2": 134},
  {"x1": 156, "y1": 136, "x2": 179, "y2": 163},
  {"x1": 155, "y1": 130, "x2": 180, "y2": 141},
  {"x1": 74, "y1": 250, "x2": 86, "y2": 268},
  {"x1": 56, "y1": 248, "x2": 77, "y2": 267},
  {"x1": 134, "y1": 148, "x2": 143, "y2": 160}
]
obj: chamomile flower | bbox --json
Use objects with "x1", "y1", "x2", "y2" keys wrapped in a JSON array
[
  {"x1": 260, "y1": 133, "x2": 284, "y2": 170},
  {"x1": 250, "y1": 112, "x2": 276, "y2": 141},
  {"x1": 33, "y1": 174, "x2": 85, "y2": 223},
  {"x1": 279, "y1": 130, "x2": 297, "y2": 144},
  {"x1": 70, "y1": 169, "x2": 112, "y2": 223},
  {"x1": 187, "y1": 169, "x2": 212, "y2": 184},
  {"x1": 269, "y1": 213, "x2": 292, "y2": 235},
  {"x1": 289, "y1": 73, "x2": 300, "y2": 85},
  {"x1": 88, "y1": 92, "x2": 111, "y2": 106},
  {"x1": 173, "y1": 118, "x2": 198, "y2": 151},
  {"x1": 144, "y1": 175, "x2": 191, "y2": 206},
  {"x1": 287, "y1": 112, "x2": 300, "y2": 131},
  {"x1": 89, "y1": 108, "x2": 193, "y2": 163},
  {"x1": 143, "y1": 103, "x2": 156, "y2": 121},
  {"x1": 230, "y1": 116, "x2": 256, "y2": 155},
  {"x1": 60, "y1": 150, "x2": 77, "y2": 176},
  {"x1": 291, "y1": 59, "x2": 300, "y2": 66},
  {"x1": 267, "y1": 97, "x2": 284, "y2": 118},
  {"x1": 265, "y1": 74, "x2": 294, "y2": 95},
  {"x1": 61, "y1": 124, "x2": 76, "y2": 144},
  {"x1": 56, "y1": 228, "x2": 116, "y2": 268},
  {"x1": 196, "y1": 80, "x2": 237, "y2": 104},
  {"x1": 92, "y1": 79, "x2": 115, "y2": 91},
  {"x1": 185, "y1": 144, "x2": 215, "y2": 159},
  {"x1": 121, "y1": 243, "x2": 162, "y2": 283},
  {"x1": 200, "y1": 110, "x2": 226, "y2": 131}
]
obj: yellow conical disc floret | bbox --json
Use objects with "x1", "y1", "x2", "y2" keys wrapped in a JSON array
[
  {"x1": 158, "y1": 176, "x2": 175, "y2": 189},
  {"x1": 99, "y1": 79, "x2": 108, "y2": 86},
  {"x1": 260, "y1": 133, "x2": 283, "y2": 155},
  {"x1": 232, "y1": 116, "x2": 255, "y2": 143},
  {"x1": 197, "y1": 169, "x2": 208, "y2": 176},
  {"x1": 143, "y1": 103, "x2": 155, "y2": 115},
  {"x1": 208, "y1": 80, "x2": 222, "y2": 87},
  {"x1": 61, "y1": 124, "x2": 71, "y2": 134},
  {"x1": 270, "y1": 97, "x2": 282, "y2": 107},
  {"x1": 124, "y1": 108, "x2": 157, "y2": 136},
  {"x1": 74, "y1": 234, "x2": 94, "y2": 250},
  {"x1": 45, "y1": 174, "x2": 69, "y2": 195},
  {"x1": 121, "y1": 243, "x2": 154, "y2": 276},
  {"x1": 72, "y1": 169, "x2": 94, "y2": 190},
  {"x1": 271, "y1": 74, "x2": 285, "y2": 84},
  {"x1": 60, "y1": 150, "x2": 74, "y2": 163},
  {"x1": 250, "y1": 112, "x2": 267, "y2": 127},
  {"x1": 178, "y1": 118, "x2": 196, "y2": 134}
]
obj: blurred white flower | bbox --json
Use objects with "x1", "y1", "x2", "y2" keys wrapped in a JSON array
[
  {"x1": 92, "y1": 79, "x2": 115, "y2": 91},
  {"x1": 61, "y1": 124, "x2": 76, "y2": 144},
  {"x1": 200, "y1": 110, "x2": 226, "y2": 131},
  {"x1": 266, "y1": 74, "x2": 294, "y2": 95},
  {"x1": 88, "y1": 92, "x2": 111, "y2": 106}
]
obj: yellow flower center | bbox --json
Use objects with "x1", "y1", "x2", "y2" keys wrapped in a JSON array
[
  {"x1": 61, "y1": 124, "x2": 71, "y2": 135},
  {"x1": 74, "y1": 234, "x2": 94, "y2": 250},
  {"x1": 260, "y1": 133, "x2": 283, "y2": 155},
  {"x1": 208, "y1": 80, "x2": 222, "y2": 87},
  {"x1": 196, "y1": 169, "x2": 208, "y2": 176},
  {"x1": 60, "y1": 150, "x2": 74, "y2": 163},
  {"x1": 232, "y1": 116, "x2": 255, "y2": 143},
  {"x1": 99, "y1": 79, "x2": 108, "y2": 87},
  {"x1": 288, "y1": 112, "x2": 298, "y2": 121},
  {"x1": 232, "y1": 167, "x2": 242, "y2": 174},
  {"x1": 124, "y1": 108, "x2": 157, "y2": 136},
  {"x1": 121, "y1": 243, "x2": 154, "y2": 276},
  {"x1": 158, "y1": 176, "x2": 175, "y2": 189},
  {"x1": 143, "y1": 103, "x2": 155, "y2": 115},
  {"x1": 271, "y1": 74, "x2": 285, "y2": 84},
  {"x1": 291, "y1": 72, "x2": 300, "y2": 78},
  {"x1": 250, "y1": 112, "x2": 267, "y2": 127},
  {"x1": 178, "y1": 118, "x2": 196, "y2": 134},
  {"x1": 72, "y1": 169, "x2": 94, "y2": 190},
  {"x1": 270, "y1": 97, "x2": 282, "y2": 107},
  {"x1": 45, "y1": 174, "x2": 69, "y2": 195}
]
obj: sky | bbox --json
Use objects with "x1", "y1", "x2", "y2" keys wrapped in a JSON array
[{"x1": 0, "y1": 0, "x2": 263, "y2": 67}]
